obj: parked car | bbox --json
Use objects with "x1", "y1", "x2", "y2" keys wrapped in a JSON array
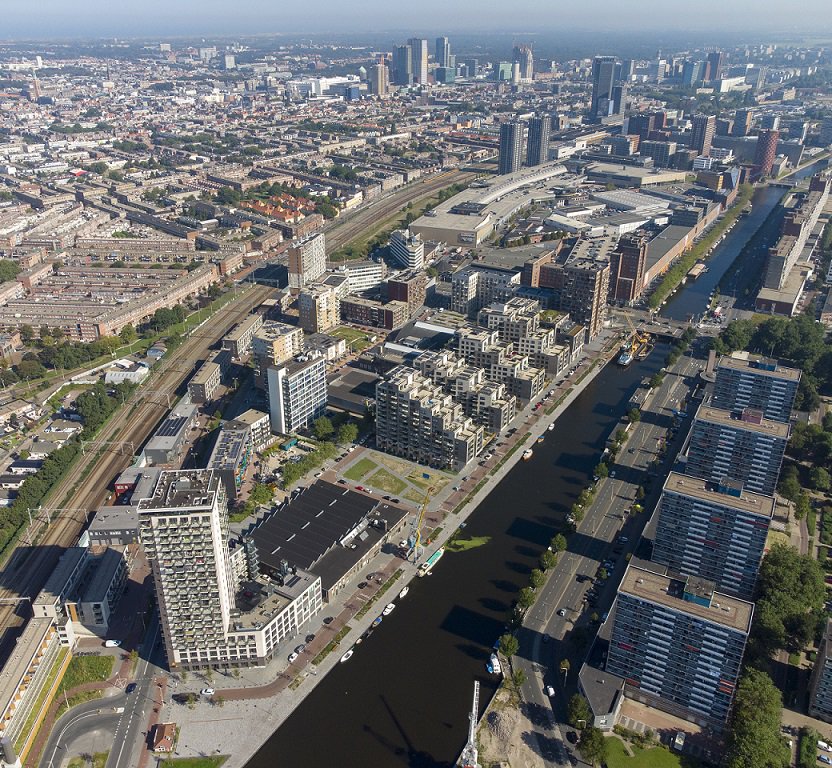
[
  {"x1": 200, "y1": 688, "x2": 215, "y2": 696},
  {"x1": 104, "y1": 639, "x2": 122, "y2": 648},
  {"x1": 288, "y1": 652, "x2": 299, "y2": 663}
]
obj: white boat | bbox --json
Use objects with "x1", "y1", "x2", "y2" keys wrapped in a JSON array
[
  {"x1": 418, "y1": 547, "x2": 445, "y2": 577},
  {"x1": 487, "y1": 653, "x2": 502, "y2": 675},
  {"x1": 522, "y1": 449, "x2": 533, "y2": 460},
  {"x1": 340, "y1": 649, "x2": 354, "y2": 663},
  {"x1": 547, "y1": 423, "x2": 554, "y2": 432},
  {"x1": 398, "y1": 585, "x2": 409, "y2": 599},
  {"x1": 382, "y1": 602, "x2": 396, "y2": 616}
]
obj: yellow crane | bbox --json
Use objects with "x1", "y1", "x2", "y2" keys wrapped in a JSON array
[{"x1": 409, "y1": 483, "x2": 435, "y2": 564}]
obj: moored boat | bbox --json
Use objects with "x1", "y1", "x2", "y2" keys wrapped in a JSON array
[
  {"x1": 418, "y1": 546, "x2": 445, "y2": 577},
  {"x1": 398, "y1": 585, "x2": 409, "y2": 599},
  {"x1": 340, "y1": 649, "x2": 354, "y2": 663},
  {"x1": 522, "y1": 448, "x2": 533, "y2": 460}
]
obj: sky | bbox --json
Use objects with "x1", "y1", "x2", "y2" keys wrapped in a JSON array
[{"x1": 3, "y1": 0, "x2": 832, "y2": 39}]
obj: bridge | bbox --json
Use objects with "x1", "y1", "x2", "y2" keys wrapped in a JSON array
[{"x1": 609, "y1": 308, "x2": 720, "y2": 338}]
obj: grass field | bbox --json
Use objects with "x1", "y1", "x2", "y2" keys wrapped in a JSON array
[
  {"x1": 604, "y1": 738, "x2": 695, "y2": 768},
  {"x1": 344, "y1": 457, "x2": 376, "y2": 481},
  {"x1": 57, "y1": 655, "x2": 114, "y2": 694},
  {"x1": 161, "y1": 758, "x2": 228, "y2": 768},
  {"x1": 329, "y1": 325, "x2": 373, "y2": 351},
  {"x1": 367, "y1": 468, "x2": 407, "y2": 495},
  {"x1": 404, "y1": 487, "x2": 426, "y2": 504}
]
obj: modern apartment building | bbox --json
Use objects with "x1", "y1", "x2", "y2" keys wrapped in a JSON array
[
  {"x1": 711, "y1": 354, "x2": 799, "y2": 423},
  {"x1": 266, "y1": 355, "x2": 328, "y2": 435},
  {"x1": 298, "y1": 283, "x2": 340, "y2": 333},
  {"x1": 609, "y1": 235, "x2": 647, "y2": 304},
  {"x1": 810, "y1": 619, "x2": 832, "y2": 722},
  {"x1": 451, "y1": 266, "x2": 520, "y2": 317},
  {"x1": 526, "y1": 115, "x2": 551, "y2": 167},
  {"x1": 690, "y1": 114, "x2": 716, "y2": 155},
  {"x1": 387, "y1": 270, "x2": 427, "y2": 318},
  {"x1": 139, "y1": 470, "x2": 322, "y2": 669},
  {"x1": 684, "y1": 405, "x2": 789, "y2": 497},
  {"x1": 221, "y1": 313, "x2": 264, "y2": 359},
  {"x1": 499, "y1": 122, "x2": 525, "y2": 175},
  {"x1": 753, "y1": 129, "x2": 780, "y2": 177},
  {"x1": 207, "y1": 421, "x2": 253, "y2": 500},
  {"x1": 652, "y1": 472, "x2": 775, "y2": 600},
  {"x1": 606, "y1": 562, "x2": 752, "y2": 728},
  {"x1": 389, "y1": 229, "x2": 425, "y2": 270},
  {"x1": 339, "y1": 259, "x2": 388, "y2": 293},
  {"x1": 288, "y1": 232, "x2": 326, "y2": 290},
  {"x1": 375, "y1": 366, "x2": 485, "y2": 470}
]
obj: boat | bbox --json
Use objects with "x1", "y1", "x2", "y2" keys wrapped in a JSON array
[
  {"x1": 372, "y1": 616, "x2": 383, "y2": 626},
  {"x1": 418, "y1": 546, "x2": 445, "y2": 577},
  {"x1": 547, "y1": 423, "x2": 555, "y2": 432},
  {"x1": 339, "y1": 649, "x2": 354, "y2": 663},
  {"x1": 617, "y1": 350, "x2": 634, "y2": 367},
  {"x1": 398, "y1": 585, "x2": 409, "y2": 599},
  {"x1": 382, "y1": 602, "x2": 396, "y2": 616},
  {"x1": 522, "y1": 448, "x2": 534, "y2": 460},
  {"x1": 536, "y1": 436, "x2": 545, "y2": 444},
  {"x1": 636, "y1": 343, "x2": 653, "y2": 361},
  {"x1": 487, "y1": 653, "x2": 502, "y2": 675}
]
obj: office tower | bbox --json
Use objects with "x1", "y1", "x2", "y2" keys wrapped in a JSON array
[
  {"x1": 712, "y1": 354, "x2": 799, "y2": 423},
  {"x1": 288, "y1": 232, "x2": 326, "y2": 290},
  {"x1": 626, "y1": 113, "x2": 656, "y2": 140},
  {"x1": 408, "y1": 38, "x2": 428, "y2": 84},
  {"x1": 609, "y1": 235, "x2": 647, "y2": 304},
  {"x1": 652, "y1": 472, "x2": 775, "y2": 599},
  {"x1": 223, "y1": 54, "x2": 236, "y2": 70},
  {"x1": 612, "y1": 85, "x2": 626, "y2": 115},
  {"x1": 681, "y1": 60, "x2": 705, "y2": 87},
  {"x1": 512, "y1": 44, "x2": 534, "y2": 81},
  {"x1": 267, "y1": 354, "x2": 327, "y2": 434},
  {"x1": 375, "y1": 366, "x2": 485, "y2": 470},
  {"x1": 369, "y1": 62, "x2": 389, "y2": 96},
  {"x1": 462, "y1": 57, "x2": 479, "y2": 77},
  {"x1": 390, "y1": 229, "x2": 425, "y2": 270},
  {"x1": 298, "y1": 284, "x2": 339, "y2": 333},
  {"x1": 685, "y1": 405, "x2": 789, "y2": 497},
  {"x1": 434, "y1": 67, "x2": 455, "y2": 84},
  {"x1": 392, "y1": 45, "x2": 413, "y2": 86},
  {"x1": 435, "y1": 36, "x2": 450, "y2": 68},
  {"x1": 705, "y1": 51, "x2": 724, "y2": 81},
  {"x1": 810, "y1": 620, "x2": 832, "y2": 722},
  {"x1": 733, "y1": 109, "x2": 754, "y2": 136},
  {"x1": 525, "y1": 115, "x2": 551, "y2": 167},
  {"x1": 760, "y1": 114, "x2": 781, "y2": 130},
  {"x1": 590, "y1": 56, "x2": 616, "y2": 121},
  {"x1": 690, "y1": 114, "x2": 716, "y2": 155},
  {"x1": 607, "y1": 563, "x2": 751, "y2": 727},
  {"x1": 619, "y1": 59, "x2": 634, "y2": 82},
  {"x1": 498, "y1": 121, "x2": 525, "y2": 175},
  {"x1": 139, "y1": 470, "x2": 236, "y2": 668},
  {"x1": 753, "y1": 129, "x2": 780, "y2": 177},
  {"x1": 639, "y1": 140, "x2": 676, "y2": 168}
]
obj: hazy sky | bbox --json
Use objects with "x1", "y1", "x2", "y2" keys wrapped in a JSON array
[{"x1": 3, "y1": 0, "x2": 831, "y2": 38}]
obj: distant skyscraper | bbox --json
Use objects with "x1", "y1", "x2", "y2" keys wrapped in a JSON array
[
  {"x1": 690, "y1": 114, "x2": 716, "y2": 155},
  {"x1": 590, "y1": 56, "x2": 616, "y2": 121},
  {"x1": 499, "y1": 121, "x2": 525, "y2": 175},
  {"x1": 288, "y1": 232, "x2": 326, "y2": 290},
  {"x1": 369, "y1": 61, "x2": 389, "y2": 96},
  {"x1": 512, "y1": 44, "x2": 534, "y2": 81},
  {"x1": 681, "y1": 60, "x2": 705, "y2": 87},
  {"x1": 619, "y1": 59, "x2": 634, "y2": 82},
  {"x1": 706, "y1": 51, "x2": 725, "y2": 81},
  {"x1": 526, "y1": 115, "x2": 551, "y2": 167},
  {"x1": 408, "y1": 38, "x2": 429, "y2": 84},
  {"x1": 392, "y1": 45, "x2": 413, "y2": 86},
  {"x1": 733, "y1": 109, "x2": 754, "y2": 136},
  {"x1": 753, "y1": 128, "x2": 780, "y2": 177},
  {"x1": 612, "y1": 85, "x2": 626, "y2": 115},
  {"x1": 435, "y1": 37, "x2": 450, "y2": 68}
]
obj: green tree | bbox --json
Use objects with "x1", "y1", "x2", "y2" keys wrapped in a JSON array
[
  {"x1": 724, "y1": 669, "x2": 789, "y2": 768},
  {"x1": 119, "y1": 323, "x2": 137, "y2": 344},
  {"x1": 512, "y1": 668, "x2": 527, "y2": 688},
  {"x1": 498, "y1": 633, "x2": 519, "y2": 657},
  {"x1": 517, "y1": 587, "x2": 536, "y2": 610},
  {"x1": 567, "y1": 693, "x2": 591, "y2": 728},
  {"x1": 578, "y1": 726, "x2": 608, "y2": 766},
  {"x1": 594, "y1": 462, "x2": 609, "y2": 478},
  {"x1": 550, "y1": 533, "x2": 568, "y2": 552},
  {"x1": 627, "y1": 408, "x2": 641, "y2": 423},
  {"x1": 19, "y1": 324, "x2": 35, "y2": 343},
  {"x1": 249, "y1": 483, "x2": 273, "y2": 506},
  {"x1": 778, "y1": 464, "x2": 802, "y2": 502},
  {"x1": 336, "y1": 421, "x2": 359, "y2": 445},
  {"x1": 540, "y1": 550, "x2": 558, "y2": 571},
  {"x1": 810, "y1": 466, "x2": 832, "y2": 492},
  {"x1": 529, "y1": 568, "x2": 545, "y2": 589},
  {"x1": 0, "y1": 260, "x2": 21, "y2": 282},
  {"x1": 312, "y1": 416, "x2": 334, "y2": 441}
]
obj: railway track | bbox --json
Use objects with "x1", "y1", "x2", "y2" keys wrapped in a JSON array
[{"x1": 0, "y1": 284, "x2": 272, "y2": 663}]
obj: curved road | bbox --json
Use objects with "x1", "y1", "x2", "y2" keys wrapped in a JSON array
[{"x1": 40, "y1": 700, "x2": 123, "y2": 768}]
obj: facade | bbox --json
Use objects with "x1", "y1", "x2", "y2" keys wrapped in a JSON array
[
  {"x1": 207, "y1": 421, "x2": 254, "y2": 500},
  {"x1": 266, "y1": 355, "x2": 328, "y2": 435},
  {"x1": 499, "y1": 122, "x2": 525, "y2": 175},
  {"x1": 389, "y1": 229, "x2": 425, "y2": 270},
  {"x1": 392, "y1": 45, "x2": 413, "y2": 86},
  {"x1": 607, "y1": 563, "x2": 752, "y2": 728},
  {"x1": 685, "y1": 405, "x2": 789, "y2": 497},
  {"x1": 340, "y1": 260, "x2": 388, "y2": 293},
  {"x1": 690, "y1": 114, "x2": 716, "y2": 155},
  {"x1": 540, "y1": 249, "x2": 610, "y2": 340},
  {"x1": 652, "y1": 472, "x2": 775, "y2": 600},
  {"x1": 451, "y1": 266, "x2": 520, "y2": 317},
  {"x1": 252, "y1": 321, "x2": 304, "y2": 366},
  {"x1": 221, "y1": 313, "x2": 264, "y2": 359},
  {"x1": 369, "y1": 62, "x2": 388, "y2": 96},
  {"x1": 435, "y1": 37, "x2": 450, "y2": 68},
  {"x1": 288, "y1": 233, "x2": 327, "y2": 290},
  {"x1": 387, "y1": 270, "x2": 427, "y2": 318},
  {"x1": 526, "y1": 115, "x2": 551, "y2": 167},
  {"x1": 188, "y1": 359, "x2": 221, "y2": 404},
  {"x1": 591, "y1": 56, "x2": 616, "y2": 121},
  {"x1": 340, "y1": 297, "x2": 409, "y2": 330},
  {"x1": 609, "y1": 235, "x2": 647, "y2": 304},
  {"x1": 298, "y1": 283, "x2": 340, "y2": 333},
  {"x1": 810, "y1": 620, "x2": 832, "y2": 722},
  {"x1": 375, "y1": 366, "x2": 485, "y2": 470},
  {"x1": 408, "y1": 38, "x2": 428, "y2": 84},
  {"x1": 711, "y1": 354, "x2": 800, "y2": 423},
  {"x1": 753, "y1": 129, "x2": 780, "y2": 177}
]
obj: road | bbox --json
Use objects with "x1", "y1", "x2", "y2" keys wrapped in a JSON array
[
  {"x1": 512, "y1": 349, "x2": 705, "y2": 766},
  {"x1": 0, "y1": 284, "x2": 273, "y2": 667},
  {"x1": 39, "y1": 700, "x2": 123, "y2": 768}
]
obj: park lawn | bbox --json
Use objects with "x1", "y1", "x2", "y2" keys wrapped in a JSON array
[
  {"x1": 58, "y1": 655, "x2": 114, "y2": 693},
  {"x1": 403, "y1": 487, "x2": 427, "y2": 504},
  {"x1": 604, "y1": 737, "x2": 693, "y2": 768},
  {"x1": 329, "y1": 326, "x2": 373, "y2": 351},
  {"x1": 344, "y1": 457, "x2": 377, "y2": 482},
  {"x1": 367, "y1": 468, "x2": 407, "y2": 495},
  {"x1": 161, "y1": 758, "x2": 228, "y2": 768}
]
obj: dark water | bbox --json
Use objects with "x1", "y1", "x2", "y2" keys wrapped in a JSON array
[
  {"x1": 660, "y1": 156, "x2": 830, "y2": 323},
  {"x1": 248, "y1": 348, "x2": 667, "y2": 768}
]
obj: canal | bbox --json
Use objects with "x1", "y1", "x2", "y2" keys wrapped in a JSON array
[
  {"x1": 660, "y1": 155, "x2": 830, "y2": 323},
  {"x1": 247, "y1": 347, "x2": 668, "y2": 768}
]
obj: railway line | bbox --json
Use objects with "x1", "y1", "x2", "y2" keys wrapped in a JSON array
[{"x1": 0, "y1": 283, "x2": 272, "y2": 664}]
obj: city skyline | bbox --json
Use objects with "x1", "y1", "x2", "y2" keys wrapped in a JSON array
[{"x1": 3, "y1": 0, "x2": 832, "y2": 37}]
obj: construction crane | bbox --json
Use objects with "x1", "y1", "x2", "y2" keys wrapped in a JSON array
[
  {"x1": 459, "y1": 680, "x2": 480, "y2": 768},
  {"x1": 408, "y1": 485, "x2": 434, "y2": 564}
]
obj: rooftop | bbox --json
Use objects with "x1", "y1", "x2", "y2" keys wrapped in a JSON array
[
  {"x1": 717, "y1": 353, "x2": 801, "y2": 382},
  {"x1": 0, "y1": 619, "x2": 56, "y2": 721},
  {"x1": 139, "y1": 470, "x2": 221, "y2": 513},
  {"x1": 694, "y1": 404, "x2": 790, "y2": 439},
  {"x1": 663, "y1": 472, "x2": 776, "y2": 519}
]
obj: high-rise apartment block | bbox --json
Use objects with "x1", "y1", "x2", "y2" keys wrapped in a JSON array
[
  {"x1": 684, "y1": 405, "x2": 789, "y2": 497},
  {"x1": 451, "y1": 266, "x2": 520, "y2": 317},
  {"x1": 690, "y1": 114, "x2": 716, "y2": 155},
  {"x1": 590, "y1": 56, "x2": 616, "y2": 121},
  {"x1": 387, "y1": 270, "x2": 427, "y2": 319},
  {"x1": 609, "y1": 235, "x2": 647, "y2": 304},
  {"x1": 652, "y1": 473, "x2": 775, "y2": 600},
  {"x1": 606, "y1": 563, "x2": 752, "y2": 727},
  {"x1": 753, "y1": 129, "x2": 780, "y2": 177},
  {"x1": 390, "y1": 228, "x2": 425, "y2": 270},
  {"x1": 499, "y1": 121, "x2": 525, "y2": 175},
  {"x1": 267, "y1": 355, "x2": 328, "y2": 435},
  {"x1": 810, "y1": 620, "x2": 832, "y2": 722},
  {"x1": 711, "y1": 354, "x2": 799, "y2": 423},
  {"x1": 408, "y1": 38, "x2": 428, "y2": 84},
  {"x1": 298, "y1": 284, "x2": 339, "y2": 334},
  {"x1": 526, "y1": 115, "x2": 551, "y2": 167},
  {"x1": 375, "y1": 366, "x2": 485, "y2": 470},
  {"x1": 288, "y1": 233, "x2": 326, "y2": 290},
  {"x1": 733, "y1": 109, "x2": 754, "y2": 136},
  {"x1": 251, "y1": 321, "x2": 304, "y2": 387}
]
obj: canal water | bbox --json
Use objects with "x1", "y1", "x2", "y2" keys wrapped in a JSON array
[
  {"x1": 248, "y1": 348, "x2": 667, "y2": 768},
  {"x1": 660, "y1": 156, "x2": 830, "y2": 323}
]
